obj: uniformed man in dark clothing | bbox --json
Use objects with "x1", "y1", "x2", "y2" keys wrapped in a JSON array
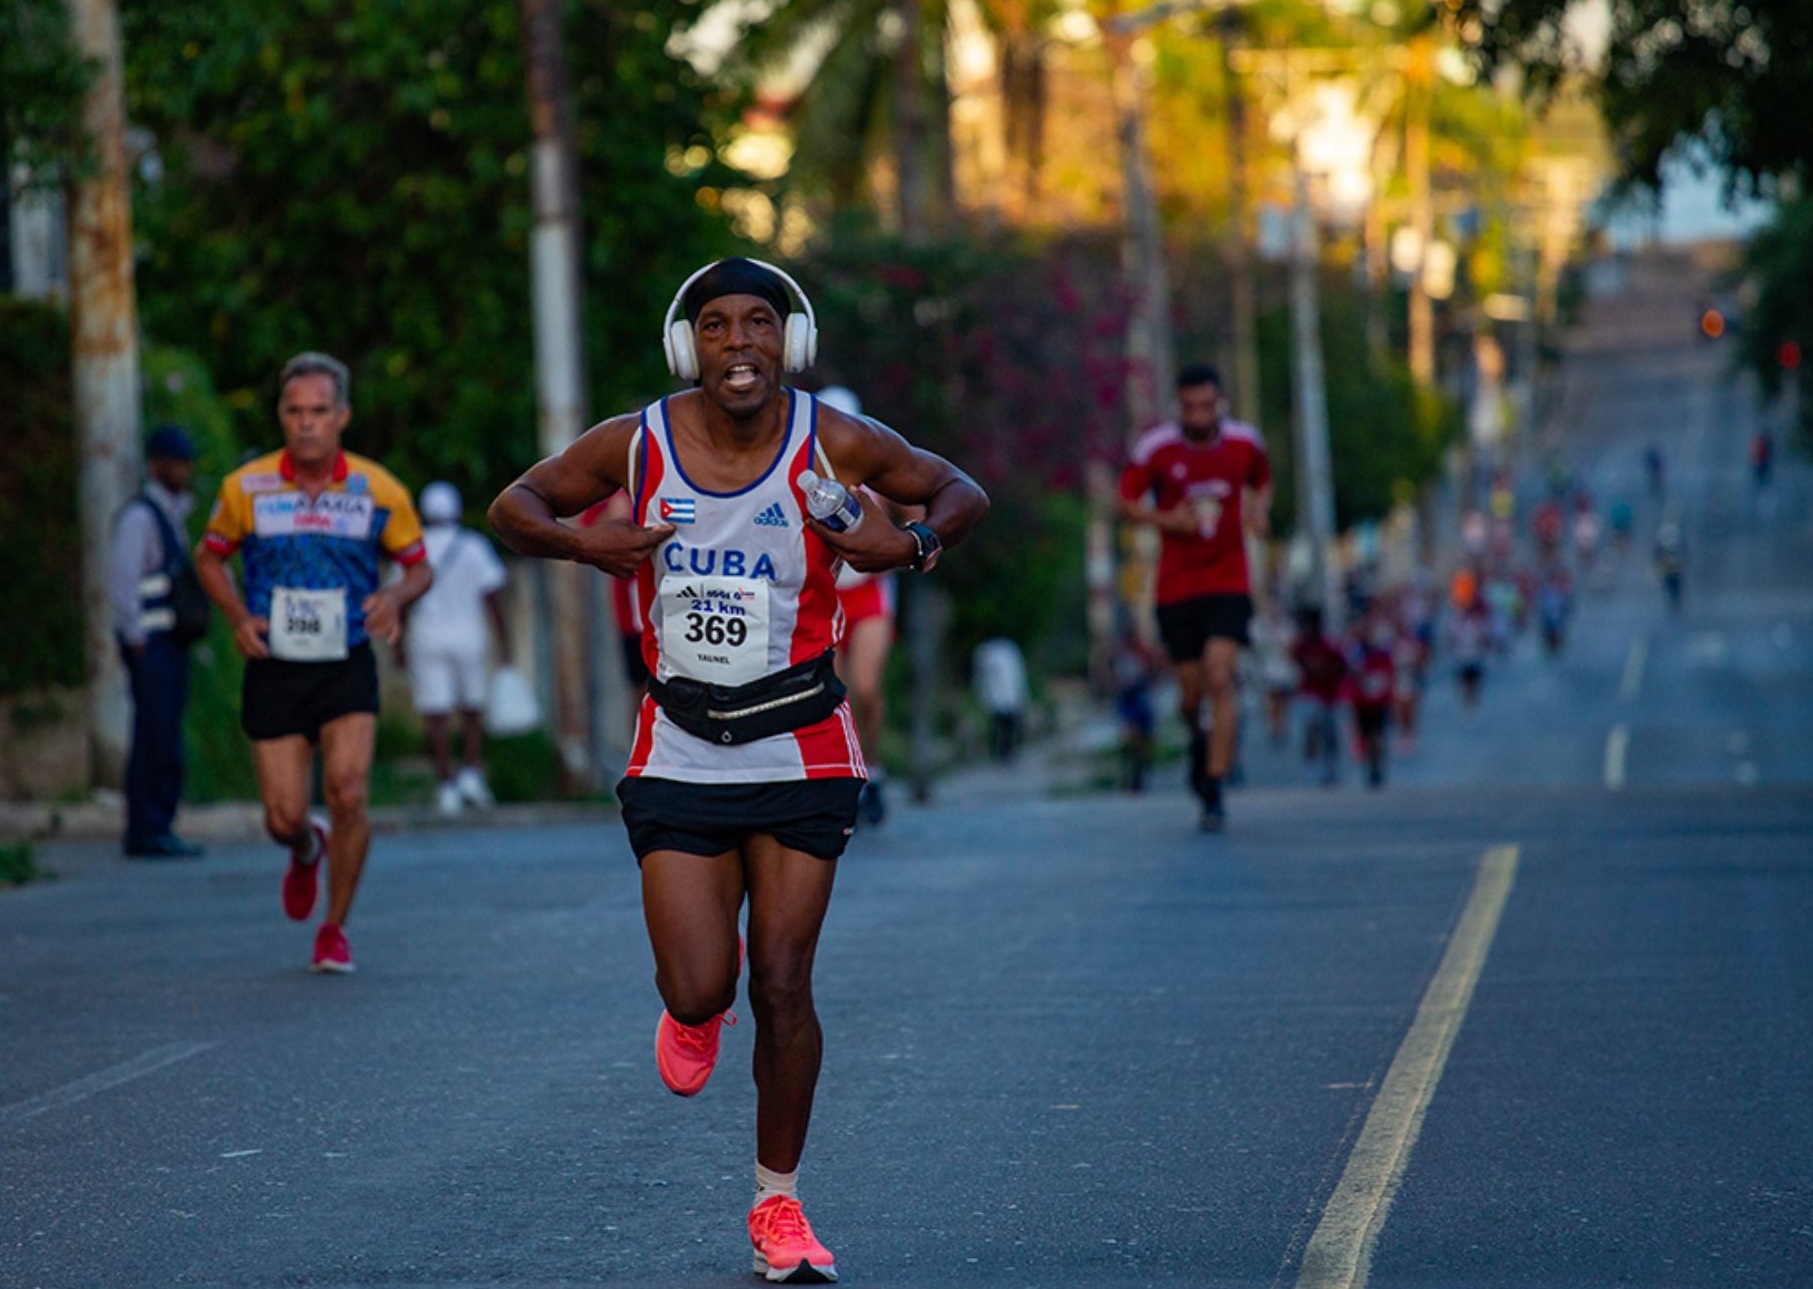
[{"x1": 109, "y1": 425, "x2": 207, "y2": 858}]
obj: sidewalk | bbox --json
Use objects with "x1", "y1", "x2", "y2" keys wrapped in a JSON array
[
  {"x1": 929, "y1": 698, "x2": 1128, "y2": 805},
  {"x1": 0, "y1": 793, "x2": 614, "y2": 848},
  {"x1": 2, "y1": 686, "x2": 1141, "y2": 849}
]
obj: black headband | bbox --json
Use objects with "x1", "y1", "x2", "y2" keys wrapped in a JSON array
[{"x1": 682, "y1": 258, "x2": 793, "y2": 326}]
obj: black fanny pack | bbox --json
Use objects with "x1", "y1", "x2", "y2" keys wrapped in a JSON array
[{"x1": 648, "y1": 649, "x2": 846, "y2": 745}]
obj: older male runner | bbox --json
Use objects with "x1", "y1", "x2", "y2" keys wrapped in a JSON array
[
  {"x1": 491, "y1": 258, "x2": 987, "y2": 1283},
  {"x1": 195, "y1": 352, "x2": 432, "y2": 972}
]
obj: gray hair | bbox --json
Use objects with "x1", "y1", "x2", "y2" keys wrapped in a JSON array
[{"x1": 278, "y1": 351, "x2": 351, "y2": 408}]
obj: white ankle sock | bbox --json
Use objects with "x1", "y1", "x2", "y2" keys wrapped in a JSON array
[{"x1": 754, "y1": 1162, "x2": 798, "y2": 1207}]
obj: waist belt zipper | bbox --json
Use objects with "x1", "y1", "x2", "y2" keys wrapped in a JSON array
[{"x1": 706, "y1": 682, "x2": 826, "y2": 723}]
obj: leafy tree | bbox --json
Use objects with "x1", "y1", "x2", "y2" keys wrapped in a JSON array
[
  {"x1": 121, "y1": 0, "x2": 738, "y2": 505},
  {"x1": 709, "y1": 0, "x2": 958, "y2": 234},
  {"x1": 0, "y1": 300, "x2": 83, "y2": 695},
  {"x1": 1739, "y1": 195, "x2": 1812, "y2": 436},
  {"x1": 1256, "y1": 265, "x2": 1459, "y2": 535},
  {"x1": 1, "y1": 0, "x2": 94, "y2": 181},
  {"x1": 791, "y1": 224, "x2": 1129, "y2": 663},
  {"x1": 1462, "y1": 0, "x2": 1812, "y2": 195}
]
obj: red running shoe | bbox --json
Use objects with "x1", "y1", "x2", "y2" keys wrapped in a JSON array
[
  {"x1": 282, "y1": 816, "x2": 328, "y2": 921},
  {"x1": 311, "y1": 922, "x2": 354, "y2": 974},
  {"x1": 748, "y1": 1195, "x2": 837, "y2": 1283}
]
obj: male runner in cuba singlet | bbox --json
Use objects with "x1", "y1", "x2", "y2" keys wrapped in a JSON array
[{"x1": 491, "y1": 259, "x2": 988, "y2": 1283}]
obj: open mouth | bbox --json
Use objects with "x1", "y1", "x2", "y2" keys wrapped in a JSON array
[{"x1": 723, "y1": 363, "x2": 761, "y2": 394}]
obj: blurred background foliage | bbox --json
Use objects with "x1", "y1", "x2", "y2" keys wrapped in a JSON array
[
  {"x1": 3, "y1": 0, "x2": 1807, "y2": 789},
  {"x1": 0, "y1": 300, "x2": 84, "y2": 696},
  {"x1": 121, "y1": 0, "x2": 739, "y2": 505}
]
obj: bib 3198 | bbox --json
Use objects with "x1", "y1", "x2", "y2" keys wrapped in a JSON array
[{"x1": 269, "y1": 586, "x2": 349, "y2": 661}]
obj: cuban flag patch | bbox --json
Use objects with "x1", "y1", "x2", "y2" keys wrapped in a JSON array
[{"x1": 658, "y1": 497, "x2": 696, "y2": 524}]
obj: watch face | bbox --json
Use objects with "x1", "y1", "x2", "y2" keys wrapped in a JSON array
[{"x1": 911, "y1": 523, "x2": 942, "y2": 571}]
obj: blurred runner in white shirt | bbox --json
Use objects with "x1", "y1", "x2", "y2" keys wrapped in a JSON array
[{"x1": 402, "y1": 481, "x2": 512, "y2": 814}]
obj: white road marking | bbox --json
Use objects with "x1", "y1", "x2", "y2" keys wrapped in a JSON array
[
  {"x1": 1295, "y1": 845, "x2": 1520, "y2": 1289},
  {"x1": 1, "y1": 1042, "x2": 217, "y2": 1126},
  {"x1": 1687, "y1": 632, "x2": 1729, "y2": 665},
  {"x1": 1619, "y1": 634, "x2": 1648, "y2": 701},
  {"x1": 1605, "y1": 725, "x2": 1630, "y2": 791}
]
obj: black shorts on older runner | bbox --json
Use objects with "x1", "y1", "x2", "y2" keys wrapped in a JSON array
[{"x1": 241, "y1": 643, "x2": 380, "y2": 742}]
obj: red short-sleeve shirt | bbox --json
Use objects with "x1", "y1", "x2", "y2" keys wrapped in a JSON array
[{"x1": 1120, "y1": 421, "x2": 1270, "y2": 603}]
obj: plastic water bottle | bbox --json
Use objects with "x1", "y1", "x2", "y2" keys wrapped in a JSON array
[{"x1": 796, "y1": 469, "x2": 865, "y2": 533}]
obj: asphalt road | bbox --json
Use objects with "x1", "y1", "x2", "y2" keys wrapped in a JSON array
[{"x1": 5, "y1": 252, "x2": 1811, "y2": 1288}]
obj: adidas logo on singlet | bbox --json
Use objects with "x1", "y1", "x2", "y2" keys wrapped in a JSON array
[{"x1": 753, "y1": 501, "x2": 789, "y2": 528}]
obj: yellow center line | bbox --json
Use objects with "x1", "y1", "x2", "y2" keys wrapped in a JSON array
[{"x1": 1294, "y1": 845, "x2": 1521, "y2": 1289}]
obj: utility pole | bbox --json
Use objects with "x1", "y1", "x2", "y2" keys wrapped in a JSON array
[
  {"x1": 1405, "y1": 34, "x2": 1436, "y2": 385},
  {"x1": 66, "y1": 0, "x2": 141, "y2": 788},
  {"x1": 1217, "y1": 11, "x2": 1261, "y2": 427},
  {"x1": 1290, "y1": 163, "x2": 1342, "y2": 631},
  {"x1": 1105, "y1": 24, "x2": 1177, "y2": 431},
  {"x1": 519, "y1": 0, "x2": 597, "y2": 793}
]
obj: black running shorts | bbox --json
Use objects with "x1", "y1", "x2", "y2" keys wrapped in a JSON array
[
  {"x1": 615, "y1": 776, "x2": 864, "y2": 864},
  {"x1": 241, "y1": 643, "x2": 380, "y2": 743},
  {"x1": 1155, "y1": 593, "x2": 1254, "y2": 663}
]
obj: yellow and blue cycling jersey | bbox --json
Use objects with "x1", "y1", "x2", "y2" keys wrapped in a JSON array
[{"x1": 203, "y1": 449, "x2": 426, "y2": 650}]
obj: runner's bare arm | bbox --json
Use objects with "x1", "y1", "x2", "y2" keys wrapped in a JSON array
[
  {"x1": 489, "y1": 415, "x2": 676, "y2": 577},
  {"x1": 1247, "y1": 482, "x2": 1273, "y2": 538},
  {"x1": 812, "y1": 410, "x2": 989, "y2": 573},
  {"x1": 363, "y1": 560, "x2": 433, "y2": 646},
  {"x1": 194, "y1": 541, "x2": 271, "y2": 661},
  {"x1": 1118, "y1": 476, "x2": 1199, "y2": 536}
]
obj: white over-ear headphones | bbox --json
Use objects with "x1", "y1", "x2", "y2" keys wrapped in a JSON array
[{"x1": 661, "y1": 258, "x2": 819, "y2": 382}]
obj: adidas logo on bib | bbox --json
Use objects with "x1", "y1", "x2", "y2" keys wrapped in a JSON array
[{"x1": 753, "y1": 501, "x2": 789, "y2": 528}]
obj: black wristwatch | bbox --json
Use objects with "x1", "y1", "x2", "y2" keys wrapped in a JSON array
[{"x1": 902, "y1": 521, "x2": 943, "y2": 573}]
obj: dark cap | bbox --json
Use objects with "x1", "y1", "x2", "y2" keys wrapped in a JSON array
[
  {"x1": 146, "y1": 425, "x2": 196, "y2": 462},
  {"x1": 682, "y1": 258, "x2": 792, "y2": 326}
]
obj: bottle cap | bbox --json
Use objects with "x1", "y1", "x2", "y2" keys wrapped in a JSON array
[{"x1": 796, "y1": 470, "x2": 821, "y2": 492}]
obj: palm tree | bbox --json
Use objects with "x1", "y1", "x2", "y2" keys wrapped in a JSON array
[{"x1": 710, "y1": 0, "x2": 938, "y2": 236}]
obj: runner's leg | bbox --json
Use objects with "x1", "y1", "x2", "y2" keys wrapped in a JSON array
[
  {"x1": 1202, "y1": 637, "x2": 1242, "y2": 779},
  {"x1": 253, "y1": 735, "x2": 316, "y2": 848},
  {"x1": 743, "y1": 835, "x2": 838, "y2": 1174},
  {"x1": 316, "y1": 712, "x2": 376, "y2": 927},
  {"x1": 641, "y1": 848, "x2": 745, "y2": 1023},
  {"x1": 424, "y1": 712, "x2": 453, "y2": 783},
  {"x1": 459, "y1": 709, "x2": 486, "y2": 771}
]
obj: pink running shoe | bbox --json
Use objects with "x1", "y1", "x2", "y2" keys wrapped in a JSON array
[
  {"x1": 748, "y1": 1195, "x2": 837, "y2": 1283},
  {"x1": 282, "y1": 816, "x2": 328, "y2": 921},
  {"x1": 311, "y1": 921, "x2": 355, "y2": 974},
  {"x1": 654, "y1": 1008, "x2": 735, "y2": 1096},
  {"x1": 653, "y1": 937, "x2": 744, "y2": 1097}
]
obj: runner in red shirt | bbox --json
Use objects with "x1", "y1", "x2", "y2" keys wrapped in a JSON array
[{"x1": 1118, "y1": 363, "x2": 1272, "y2": 830}]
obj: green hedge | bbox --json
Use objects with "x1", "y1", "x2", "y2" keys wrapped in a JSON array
[{"x1": 0, "y1": 300, "x2": 83, "y2": 697}]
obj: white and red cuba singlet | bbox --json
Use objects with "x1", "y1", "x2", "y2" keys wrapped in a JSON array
[{"x1": 624, "y1": 390, "x2": 865, "y2": 784}]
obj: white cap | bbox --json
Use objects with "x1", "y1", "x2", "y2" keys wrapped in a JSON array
[
  {"x1": 420, "y1": 481, "x2": 462, "y2": 524},
  {"x1": 816, "y1": 385, "x2": 861, "y2": 416}
]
